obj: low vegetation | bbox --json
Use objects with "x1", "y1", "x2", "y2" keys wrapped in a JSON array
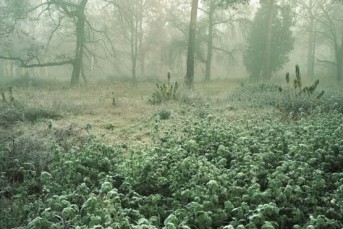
[
  {"x1": 276, "y1": 65, "x2": 324, "y2": 118},
  {"x1": 149, "y1": 73, "x2": 180, "y2": 105},
  {"x1": 0, "y1": 78, "x2": 342, "y2": 229}
]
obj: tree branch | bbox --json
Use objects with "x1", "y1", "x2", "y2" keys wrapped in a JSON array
[
  {"x1": 0, "y1": 55, "x2": 73, "y2": 68},
  {"x1": 317, "y1": 58, "x2": 337, "y2": 66}
]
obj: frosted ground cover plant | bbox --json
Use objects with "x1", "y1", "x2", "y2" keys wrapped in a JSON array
[{"x1": 1, "y1": 109, "x2": 342, "y2": 228}]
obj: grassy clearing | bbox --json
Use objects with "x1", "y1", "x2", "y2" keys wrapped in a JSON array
[
  {"x1": 0, "y1": 77, "x2": 342, "y2": 228},
  {"x1": 0, "y1": 79, "x2": 242, "y2": 145}
]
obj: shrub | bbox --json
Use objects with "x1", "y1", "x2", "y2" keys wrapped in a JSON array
[
  {"x1": 149, "y1": 72, "x2": 179, "y2": 105},
  {"x1": 0, "y1": 124, "x2": 94, "y2": 228},
  {"x1": 0, "y1": 87, "x2": 62, "y2": 127},
  {"x1": 276, "y1": 65, "x2": 324, "y2": 118},
  {"x1": 157, "y1": 109, "x2": 171, "y2": 120}
]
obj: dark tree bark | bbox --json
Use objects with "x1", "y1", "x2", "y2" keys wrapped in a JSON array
[
  {"x1": 186, "y1": 0, "x2": 199, "y2": 89},
  {"x1": 70, "y1": 0, "x2": 88, "y2": 86},
  {"x1": 205, "y1": 0, "x2": 214, "y2": 82}
]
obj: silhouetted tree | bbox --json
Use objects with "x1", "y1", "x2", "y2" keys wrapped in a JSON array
[
  {"x1": 316, "y1": 0, "x2": 343, "y2": 81},
  {"x1": 0, "y1": 0, "x2": 90, "y2": 86},
  {"x1": 244, "y1": 1, "x2": 294, "y2": 80}
]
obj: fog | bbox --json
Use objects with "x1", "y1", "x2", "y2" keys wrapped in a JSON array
[{"x1": 0, "y1": 0, "x2": 342, "y2": 85}]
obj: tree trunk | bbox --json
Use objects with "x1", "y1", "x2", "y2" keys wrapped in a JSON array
[
  {"x1": 186, "y1": 0, "x2": 199, "y2": 89},
  {"x1": 0, "y1": 61, "x2": 4, "y2": 77},
  {"x1": 337, "y1": 51, "x2": 343, "y2": 82},
  {"x1": 130, "y1": 25, "x2": 138, "y2": 81},
  {"x1": 307, "y1": 0, "x2": 316, "y2": 79},
  {"x1": 70, "y1": 0, "x2": 87, "y2": 87},
  {"x1": 262, "y1": 0, "x2": 274, "y2": 80},
  {"x1": 138, "y1": 0, "x2": 145, "y2": 77},
  {"x1": 337, "y1": 61, "x2": 342, "y2": 82},
  {"x1": 334, "y1": 36, "x2": 343, "y2": 81},
  {"x1": 205, "y1": 0, "x2": 214, "y2": 82},
  {"x1": 129, "y1": 1, "x2": 138, "y2": 82},
  {"x1": 307, "y1": 18, "x2": 316, "y2": 79},
  {"x1": 81, "y1": 65, "x2": 87, "y2": 84}
]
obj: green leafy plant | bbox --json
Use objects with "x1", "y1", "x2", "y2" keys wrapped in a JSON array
[{"x1": 1, "y1": 98, "x2": 343, "y2": 228}]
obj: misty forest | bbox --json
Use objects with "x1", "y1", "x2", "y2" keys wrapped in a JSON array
[{"x1": 1, "y1": 0, "x2": 343, "y2": 228}]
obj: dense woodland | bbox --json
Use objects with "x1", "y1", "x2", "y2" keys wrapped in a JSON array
[{"x1": 1, "y1": 0, "x2": 343, "y2": 228}]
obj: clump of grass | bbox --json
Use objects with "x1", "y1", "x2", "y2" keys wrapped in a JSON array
[
  {"x1": 276, "y1": 65, "x2": 324, "y2": 118},
  {"x1": 0, "y1": 87, "x2": 62, "y2": 127},
  {"x1": 24, "y1": 107, "x2": 62, "y2": 123},
  {"x1": 104, "y1": 122, "x2": 115, "y2": 130},
  {"x1": 0, "y1": 87, "x2": 14, "y2": 103},
  {"x1": 157, "y1": 109, "x2": 171, "y2": 120},
  {"x1": 0, "y1": 101, "x2": 25, "y2": 127},
  {"x1": 149, "y1": 72, "x2": 179, "y2": 105}
]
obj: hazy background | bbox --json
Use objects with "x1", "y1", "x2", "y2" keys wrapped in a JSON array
[{"x1": 0, "y1": 0, "x2": 342, "y2": 85}]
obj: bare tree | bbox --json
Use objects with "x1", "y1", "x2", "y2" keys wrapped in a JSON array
[
  {"x1": 105, "y1": 0, "x2": 148, "y2": 81},
  {"x1": 52, "y1": 0, "x2": 89, "y2": 86},
  {"x1": 316, "y1": 0, "x2": 343, "y2": 81},
  {"x1": 296, "y1": 0, "x2": 322, "y2": 78},
  {"x1": 0, "y1": 0, "x2": 90, "y2": 86},
  {"x1": 202, "y1": 0, "x2": 248, "y2": 81}
]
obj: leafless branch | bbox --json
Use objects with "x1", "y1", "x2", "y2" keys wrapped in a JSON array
[
  {"x1": 0, "y1": 54, "x2": 73, "y2": 68},
  {"x1": 317, "y1": 58, "x2": 337, "y2": 66}
]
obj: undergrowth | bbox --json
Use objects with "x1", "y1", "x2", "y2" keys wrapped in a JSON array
[
  {"x1": 1, "y1": 110, "x2": 342, "y2": 228},
  {"x1": 229, "y1": 71, "x2": 342, "y2": 118},
  {"x1": 275, "y1": 65, "x2": 325, "y2": 118},
  {"x1": 149, "y1": 73, "x2": 179, "y2": 105},
  {"x1": 0, "y1": 87, "x2": 62, "y2": 127}
]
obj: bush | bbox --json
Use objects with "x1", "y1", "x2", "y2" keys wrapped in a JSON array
[
  {"x1": 0, "y1": 102, "x2": 25, "y2": 127},
  {"x1": 0, "y1": 124, "x2": 93, "y2": 228},
  {"x1": 157, "y1": 109, "x2": 171, "y2": 120},
  {"x1": 276, "y1": 65, "x2": 325, "y2": 118},
  {"x1": 0, "y1": 89, "x2": 62, "y2": 127},
  {"x1": 149, "y1": 72, "x2": 179, "y2": 105}
]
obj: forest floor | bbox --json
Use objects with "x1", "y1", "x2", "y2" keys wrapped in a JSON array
[
  {"x1": 1, "y1": 77, "x2": 343, "y2": 228},
  {"x1": 0, "y1": 79, "x2": 245, "y2": 147},
  {"x1": 2, "y1": 76, "x2": 340, "y2": 147}
]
